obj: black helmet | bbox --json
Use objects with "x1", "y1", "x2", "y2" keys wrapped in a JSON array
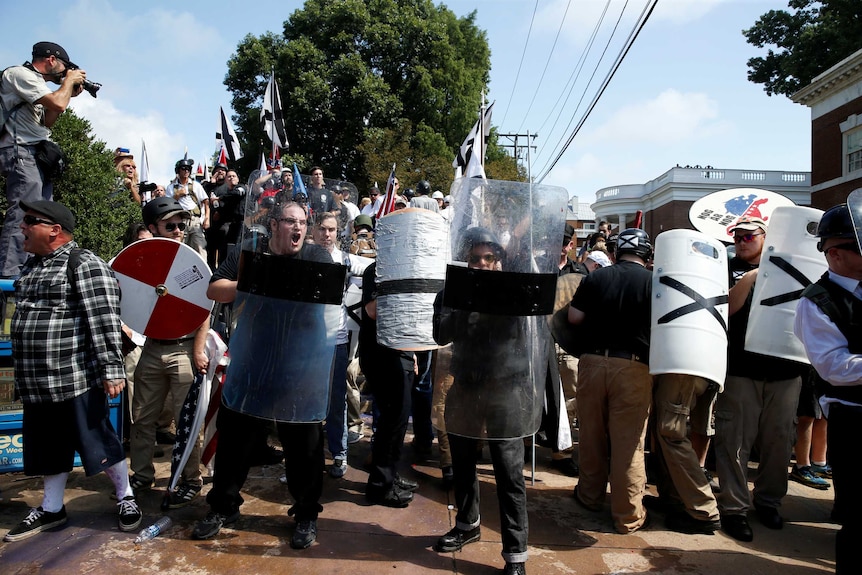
[
  {"x1": 457, "y1": 227, "x2": 505, "y2": 262},
  {"x1": 175, "y1": 158, "x2": 194, "y2": 172},
  {"x1": 416, "y1": 180, "x2": 431, "y2": 196},
  {"x1": 142, "y1": 197, "x2": 188, "y2": 227},
  {"x1": 615, "y1": 228, "x2": 652, "y2": 261},
  {"x1": 816, "y1": 203, "x2": 856, "y2": 251}
]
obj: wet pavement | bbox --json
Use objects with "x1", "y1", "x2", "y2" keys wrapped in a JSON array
[{"x1": 0, "y1": 427, "x2": 837, "y2": 575}]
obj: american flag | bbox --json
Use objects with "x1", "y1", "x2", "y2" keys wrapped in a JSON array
[
  {"x1": 376, "y1": 164, "x2": 398, "y2": 219},
  {"x1": 164, "y1": 330, "x2": 228, "y2": 505}
]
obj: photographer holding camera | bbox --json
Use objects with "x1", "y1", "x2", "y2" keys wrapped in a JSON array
[{"x1": 0, "y1": 42, "x2": 86, "y2": 278}]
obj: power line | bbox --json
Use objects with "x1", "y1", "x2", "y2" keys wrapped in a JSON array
[
  {"x1": 499, "y1": 0, "x2": 539, "y2": 128},
  {"x1": 516, "y1": 0, "x2": 574, "y2": 134},
  {"x1": 536, "y1": 0, "x2": 659, "y2": 183}
]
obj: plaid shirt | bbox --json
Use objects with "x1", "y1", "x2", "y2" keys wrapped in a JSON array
[{"x1": 12, "y1": 241, "x2": 126, "y2": 404}]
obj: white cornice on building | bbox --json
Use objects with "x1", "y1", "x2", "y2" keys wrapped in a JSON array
[{"x1": 792, "y1": 48, "x2": 862, "y2": 118}]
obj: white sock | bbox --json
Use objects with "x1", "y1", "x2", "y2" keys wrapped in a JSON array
[
  {"x1": 812, "y1": 460, "x2": 827, "y2": 467},
  {"x1": 41, "y1": 473, "x2": 69, "y2": 513},
  {"x1": 104, "y1": 460, "x2": 133, "y2": 500}
]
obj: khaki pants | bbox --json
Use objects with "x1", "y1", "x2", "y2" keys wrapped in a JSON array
[
  {"x1": 576, "y1": 354, "x2": 653, "y2": 534},
  {"x1": 130, "y1": 339, "x2": 201, "y2": 485},
  {"x1": 652, "y1": 374, "x2": 719, "y2": 521}
]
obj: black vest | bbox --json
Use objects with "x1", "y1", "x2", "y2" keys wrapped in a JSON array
[{"x1": 801, "y1": 273, "x2": 862, "y2": 405}]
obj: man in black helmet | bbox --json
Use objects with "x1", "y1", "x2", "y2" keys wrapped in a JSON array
[
  {"x1": 166, "y1": 158, "x2": 209, "y2": 258},
  {"x1": 128, "y1": 198, "x2": 209, "y2": 507},
  {"x1": 410, "y1": 180, "x2": 438, "y2": 212},
  {"x1": 794, "y1": 202, "x2": 862, "y2": 575},
  {"x1": 568, "y1": 227, "x2": 653, "y2": 534},
  {"x1": 0, "y1": 42, "x2": 87, "y2": 278}
]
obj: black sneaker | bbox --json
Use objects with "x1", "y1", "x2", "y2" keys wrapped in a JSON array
[
  {"x1": 366, "y1": 484, "x2": 413, "y2": 508},
  {"x1": 191, "y1": 510, "x2": 240, "y2": 540},
  {"x1": 434, "y1": 525, "x2": 480, "y2": 552},
  {"x1": 168, "y1": 482, "x2": 202, "y2": 509},
  {"x1": 503, "y1": 562, "x2": 527, "y2": 575},
  {"x1": 721, "y1": 513, "x2": 753, "y2": 542},
  {"x1": 549, "y1": 457, "x2": 579, "y2": 477},
  {"x1": 118, "y1": 496, "x2": 142, "y2": 532},
  {"x1": 665, "y1": 511, "x2": 720, "y2": 535},
  {"x1": 4, "y1": 506, "x2": 68, "y2": 542},
  {"x1": 291, "y1": 519, "x2": 317, "y2": 549}
]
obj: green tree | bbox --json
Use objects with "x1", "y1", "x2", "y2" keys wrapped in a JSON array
[
  {"x1": 743, "y1": 0, "x2": 862, "y2": 97},
  {"x1": 0, "y1": 110, "x2": 140, "y2": 261},
  {"x1": 223, "y1": 0, "x2": 521, "y2": 192}
]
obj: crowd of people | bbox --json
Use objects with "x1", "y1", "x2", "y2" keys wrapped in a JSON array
[{"x1": 1, "y1": 41, "x2": 857, "y2": 575}]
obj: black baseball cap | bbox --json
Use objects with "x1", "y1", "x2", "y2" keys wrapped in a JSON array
[
  {"x1": 20, "y1": 200, "x2": 75, "y2": 232},
  {"x1": 32, "y1": 42, "x2": 77, "y2": 69}
]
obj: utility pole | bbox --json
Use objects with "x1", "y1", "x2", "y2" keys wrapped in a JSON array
[{"x1": 497, "y1": 132, "x2": 538, "y2": 180}]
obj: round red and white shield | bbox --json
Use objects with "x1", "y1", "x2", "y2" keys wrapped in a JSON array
[{"x1": 111, "y1": 238, "x2": 213, "y2": 339}]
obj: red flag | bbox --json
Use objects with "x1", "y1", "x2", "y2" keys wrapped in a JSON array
[
  {"x1": 217, "y1": 144, "x2": 228, "y2": 168},
  {"x1": 634, "y1": 210, "x2": 643, "y2": 229},
  {"x1": 376, "y1": 164, "x2": 397, "y2": 219}
]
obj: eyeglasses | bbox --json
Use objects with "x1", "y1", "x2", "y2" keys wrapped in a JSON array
[
  {"x1": 828, "y1": 242, "x2": 860, "y2": 254},
  {"x1": 23, "y1": 214, "x2": 56, "y2": 227},
  {"x1": 178, "y1": 166, "x2": 191, "y2": 171},
  {"x1": 733, "y1": 232, "x2": 764, "y2": 243},
  {"x1": 468, "y1": 253, "x2": 498, "y2": 265},
  {"x1": 162, "y1": 222, "x2": 187, "y2": 232},
  {"x1": 278, "y1": 217, "x2": 307, "y2": 227}
]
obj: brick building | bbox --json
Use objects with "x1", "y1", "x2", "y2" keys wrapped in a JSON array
[{"x1": 792, "y1": 48, "x2": 862, "y2": 210}]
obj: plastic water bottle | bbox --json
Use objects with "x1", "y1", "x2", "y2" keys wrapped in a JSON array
[{"x1": 134, "y1": 516, "x2": 172, "y2": 543}]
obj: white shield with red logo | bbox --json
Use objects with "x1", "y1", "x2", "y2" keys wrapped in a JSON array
[{"x1": 111, "y1": 238, "x2": 212, "y2": 338}]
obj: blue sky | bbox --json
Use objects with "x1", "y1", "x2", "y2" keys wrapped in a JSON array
[{"x1": 1, "y1": 0, "x2": 810, "y2": 203}]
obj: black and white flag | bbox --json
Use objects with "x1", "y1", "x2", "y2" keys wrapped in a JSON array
[
  {"x1": 260, "y1": 75, "x2": 288, "y2": 151},
  {"x1": 453, "y1": 101, "x2": 494, "y2": 178},
  {"x1": 216, "y1": 106, "x2": 243, "y2": 162}
]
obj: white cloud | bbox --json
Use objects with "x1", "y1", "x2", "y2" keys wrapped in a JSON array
[{"x1": 585, "y1": 89, "x2": 726, "y2": 145}]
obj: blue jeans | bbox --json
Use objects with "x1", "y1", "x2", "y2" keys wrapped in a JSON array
[
  {"x1": 325, "y1": 343, "x2": 350, "y2": 460},
  {"x1": 0, "y1": 144, "x2": 53, "y2": 276}
]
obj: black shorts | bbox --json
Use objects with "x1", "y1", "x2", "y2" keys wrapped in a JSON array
[
  {"x1": 23, "y1": 388, "x2": 125, "y2": 477},
  {"x1": 796, "y1": 370, "x2": 823, "y2": 420}
]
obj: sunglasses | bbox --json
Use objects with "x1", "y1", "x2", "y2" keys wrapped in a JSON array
[
  {"x1": 468, "y1": 253, "x2": 498, "y2": 265},
  {"x1": 23, "y1": 214, "x2": 56, "y2": 227},
  {"x1": 733, "y1": 232, "x2": 764, "y2": 243},
  {"x1": 162, "y1": 222, "x2": 187, "y2": 232}
]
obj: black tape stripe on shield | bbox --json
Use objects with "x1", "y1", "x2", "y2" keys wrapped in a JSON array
[
  {"x1": 442, "y1": 265, "x2": 556, "y2": 316},
  {"x1": 377, "y1": 278, "x2": 446, "y2": 296},
  {"x1": 759, "y1": 255, "x2": 811, "y2": 307},
  {"x1": 656, "y1": 276, "x2": 728, "y2": 331},
  {"x1": 236, "y1": 250, "x2": 346, "y2": 304}
]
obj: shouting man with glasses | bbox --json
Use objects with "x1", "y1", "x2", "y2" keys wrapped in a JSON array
[
  {"x1": 715, "y1": 215, "x2": 805, "y2": 542},
  {"x1": 194, "y1": 201, "x2": 335, "y2": 548},
  {"x1": 0, "y1": 42, "x2": 87, "y2": 278},
  {"x1": 128, "y1": 198, "x2": 210, "y2": 508}
]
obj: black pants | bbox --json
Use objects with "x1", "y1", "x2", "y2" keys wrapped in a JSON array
[
  {"x1": 206, "y1": 403, "x2": 324, "y2": 521},
  {"x1": 366, "y1": 352, "x2": 414, "y2": 490},
  {"x1": 829, "y1": 402, "x2": 862, "y2": 575}
]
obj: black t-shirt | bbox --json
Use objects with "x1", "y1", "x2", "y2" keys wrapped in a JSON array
[
  {"x1": 726, "y1": 256, "x2": 805, "y2": 380},
  {"x1": 570, "y1": 260, "x2": 652, "y2": 359},
  {"x1": 358, "y1": 263, "x2": 412, "y2": 377}
]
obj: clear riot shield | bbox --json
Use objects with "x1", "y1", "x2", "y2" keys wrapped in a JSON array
[
  {"x1": 746, "y1": 206, "x2": 825, "y2": 363},
  {"x1": 434, "y1": 178, "x2": 568, "y2": 439},
  {"x1": 848, "y1": 188, "x2": 862, "y2": 249},
  {"x1": 650, "y1": 230, "x2": 729, "y2": 389},
  {"x1": 220, "y1": 170, "x2": 346, "y2": 422},
  {"x1": 375, "y1": 208, "x2": 449, "y2": 351}
]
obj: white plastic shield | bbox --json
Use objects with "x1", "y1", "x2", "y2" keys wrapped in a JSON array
[
  {"x1": 375, "y1": 208, "x2": 449, "y2": 351},
  {"x1": 650, "y1": 230, "x2": 729, "y2": 388},
  {"x1": 745, "y1": 206, "x2": 825, "y2": 362},
  {"x1": 112, "y1": 238, "x2": 213, "y2": 339},
  {"x1": 435, "y1": 178, "x2": 568, "y2": 439}
]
